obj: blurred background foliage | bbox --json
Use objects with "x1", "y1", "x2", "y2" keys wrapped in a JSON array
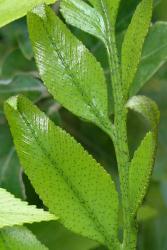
[{"x1": 0, "y1": 0, "x2": 167, "y2": 249}]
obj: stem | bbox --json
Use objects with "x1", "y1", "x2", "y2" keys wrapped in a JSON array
[{"x1": 105, "y1": 31, "x2": 137, "y2": 249}]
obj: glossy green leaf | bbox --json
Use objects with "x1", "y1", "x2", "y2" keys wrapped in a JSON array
[
  {"x1": 129, "y1": 132, "x2": 156, "y2": 216},
  {"x1": 0, "y1": 0, "x2": 56, "y2": 28},
  {"x1": 0, "y1": 188, "x2": 56, "y2": 229},
  {"x1": 5, "y1": 95, "x2": 119, "y2": 249},
  {"x1": 0, "y1": 226, "x2": 48, "y2": 250},
  {"x1": 131, "y1": 22, "x2": 167, "y2": 95},
  {"x1": 61, "y1": 0, "x2": 120, "y2": 49},
  {"x1": 122, "y1": 0, "x2": 153, "y2": 99},
  {"x1": 28, "y1": 5, "x2": 112, "y2": 134},
  {"x1": 89, "y1": 0, "x2": 121, "y2": 27},
  {"x1": 127, "y1": 95, "x2": 160, "y2": 216},
  {"x1": 60, "y1": 0, "x2": 106, "y2": 44}
]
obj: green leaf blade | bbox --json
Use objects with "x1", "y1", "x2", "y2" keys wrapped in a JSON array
[
  {"x1": 60, "y1": 0, "x2": 106, "y2": 43},
  {"x1": 122, "y1": 0, "x2": 153, "y2": 99},
  {"x1": 28, "y1": 5, "x2": 111, "y2": 134},
  {"x1": 0, "y1": 226, "x2": 48, "y2": 250},
  {"x1": 129, "y1": 132, "x2": 156, "y2": 216},
  {"x1": 5, "y1": 95, "x2": 119, "y2": 248},
  {"x1": 127, "y1": 95, "x2": 160, "y2": 216},
  {"x1": 89, "y1": 0, "x2": 121, "y2": 27},
  {"x1": 0, "y1": 0, "x2": 56, "y2": 28},
  {"x1": 0, "y1": 188, "x2": 56, "y2": 229}
]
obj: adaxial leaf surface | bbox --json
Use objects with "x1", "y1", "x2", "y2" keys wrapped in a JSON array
[
  {"x1": 89, "y1": 0, "x2": 120, "y2": 27},
  {"x1": 0, "y1": 226, "x2": 48, "y2": 250},
  {"x1": 5, "y1": 95, "x2": 119, "y2": 249},
  {"x1": 60, "y1": 0, "x2": 106, "y2": 44},
  {"x1": 0, "y1": 0, "x2": 55, "y2": 28},
  {"x1": 28, "y1": 5, "x2": 112, "y2": 134},
  {"x1": 0, "y1": 187, "x2": 56, "y2": 229},
  {"x1": 127, "y1": 95, "x2": 160, "y2": 216},
  {"x1": 61, "y1": 0, "x2": 120, "y2": 47},
  {"x1": 121, "y1": 0, "x2": 153, "y2": 100}
]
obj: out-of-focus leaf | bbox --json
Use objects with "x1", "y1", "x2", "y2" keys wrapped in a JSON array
[
  {"x1": 28, "y1": 5, "x2": 112, "y2": 135},
  {"x1": 0, "y1": 0, "x2": 56, "y2": 28},
  {"x1": 0, "y1": 188, "x2": 56, "y2": 229},
  {"x1": 1, "y1": 49, "x2": 36, "y2": 79},
  {"x1": 17, "y1": 32, "x2": 33, "y2": 60},
  {"x1": 131, "y1": 22, "x2": 167, "y2": 95},
  {"x1": 5, "y1": 95, "x2": 119, "y2": 249},
  {"x1": 29, "y1": 221, "x2": 99, "y2": 250},
  {"x1": 121, "y1": 0, "x2": 153, "y2": 99},
  {"x1": 0, "y1": 75, "x2": 45, "y2": 109},
  {"x1": 137, "y1": 205, "x2": 157, "y2": 222},
  {"x1": 0, "y1": 121, "x2": 24, "y2": 198},
  {"x1": 0, "y1": 226, "x2": 48, "y2": 250}
]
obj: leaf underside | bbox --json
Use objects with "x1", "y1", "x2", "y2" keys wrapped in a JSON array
[{"x1": 0, "y1": 188, "x2": 56, "y2": 229}]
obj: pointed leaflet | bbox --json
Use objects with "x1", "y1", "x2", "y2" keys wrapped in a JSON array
[
  {"x1": 0, "y1": 188, "x2": 56, "y2": 229},
  {"x1": 61, "y1": 0, "x2": 120, "y2": 47},
  {"x1": 121, "y1": 0, "x2": 153, "y2": 100},
  {"x1": 0, "y1": 226, "x2": 48, "y2": 250},
  {"x1": 5, "y1": 95, "x2": 119, "y2": 248},
  {"x1": 28, "y1": 5, "x2": 112, "y2": 135},
  {"x1": 127, "y1": 95, "x2": 160, "y2": 216},
  {"x1": 0, "y1": 0, "x2": 55, "y2": 28}
]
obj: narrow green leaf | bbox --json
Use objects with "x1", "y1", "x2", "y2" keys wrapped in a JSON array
[
  {"x1": 28, "y1": 5, "x2": 112, "y2": 134},
  {"x1": 0, "y1": 226, "x2": 48, "y2": 250},
  {"x1": 0, "y1": 188, "x2": 56, "y2": 229},
  {"x1": 121, "y1": 0, "x2": 153, "y2": 99},
  {"x1": 0, "y1": 0, "x2": 56, "y2": 28},
  {"x1": 5, "y1": 95, "x2": 119, "y2": 248},
  {"x1": 131, "y1": 22, "x2": 167, "y2": 96},
  {"x1": 129, "y1": 132, "x2": 156, "y2": 216},
  {"x1": 127, "y1": 95, "x2": 160, "y2": 216}
]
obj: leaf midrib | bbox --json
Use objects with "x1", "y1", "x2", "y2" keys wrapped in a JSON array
[
  {"x1": 19, "y1": 109, "x2": 113, "y2": 246},
  {"x1": 39, "y1": 11, "x2": 110, "y2": 132}
]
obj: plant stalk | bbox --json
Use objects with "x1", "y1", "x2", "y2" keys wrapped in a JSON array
[{"x1": 106, "y1": 31, "x2": 137, "y2": 249}]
